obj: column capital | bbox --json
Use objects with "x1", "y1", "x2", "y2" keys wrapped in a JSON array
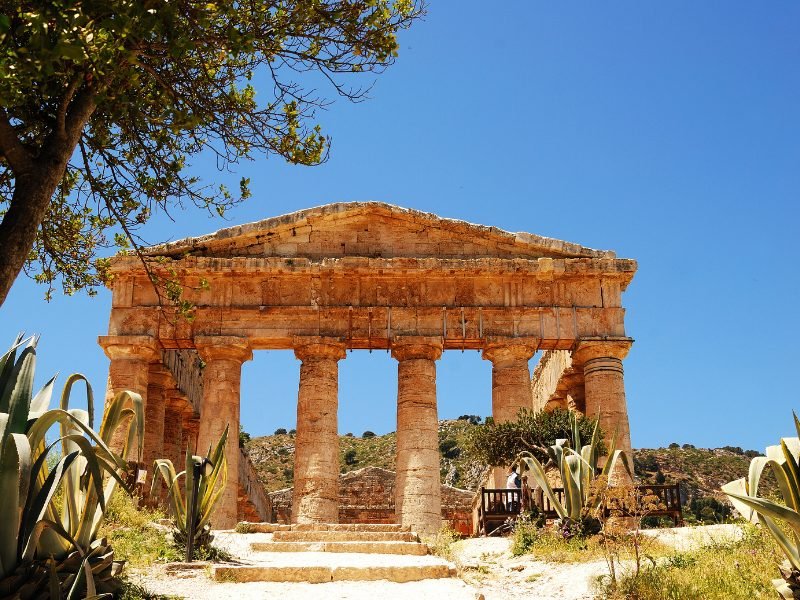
[
  {"x1": 481, "y1": 336, "x2": 539, "y2": 363},
  {"x1": 98, "y1": 335, "x2": 160, "y2": 362},
  {"x1": 293, "y1": 336, "x2": 347, "y2": 362},
  {"x1": 572, "y1": 338, "x2": 632, "y2": 365},
  {"x1": 391, "y1": 336, "x2": 443, "y2": 362},
  {"x1": 195, "y1": 335, "x2": 253, "y2": 363}
]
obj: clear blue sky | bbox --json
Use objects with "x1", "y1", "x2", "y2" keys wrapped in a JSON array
[{"x1": 1, "y1": 2, "x2": 798, "y2": 451}]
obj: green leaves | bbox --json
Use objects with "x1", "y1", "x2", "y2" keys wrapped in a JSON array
[
  {"x1": 465, "y1": 408, "x2": 603, "y2": 467},
  {"x1": 0, "y1": 335, "x2": 141, "y2": 594},
  {"x1": 723, "y1": 413, "x2": 800, "y2": 596},
  {"x1": 1, "y1": 0, "x2": 423, "y2": 301},
  {"x1": 516, "y1": 411, "x2": 627, "y2": 525},
  {"x1": 152, "y1": 425, "x2": 229, "y2": 552}
]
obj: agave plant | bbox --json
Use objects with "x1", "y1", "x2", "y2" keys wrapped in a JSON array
[
  {"x1": 517, "y1": 413, "x2": 631, "y2": 528},
  {"x1": 722, "y1": 413, "x2": 800, "y2": 599},
  {"x1": 151, "y1": 425, "x2": 228, "y2": 557},
  {"x1": 0, "y1": 334, "x2": 143, "y2": 598}
]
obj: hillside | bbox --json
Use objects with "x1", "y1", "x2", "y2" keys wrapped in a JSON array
[
  {"x1": 244, "y1": 419, "x2": 486, "y2": 493},
  {"x1": 243, "y1": 420, "x2": 769, "y2": 520}
]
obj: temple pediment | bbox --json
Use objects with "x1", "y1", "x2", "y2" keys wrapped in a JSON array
[{"x1": 144, "y1": 202, "x2": 615, "y2": 261}]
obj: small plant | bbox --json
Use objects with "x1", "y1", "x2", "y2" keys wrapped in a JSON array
[
  {"x1": 274, "y1": 428, "x2": 287, "y2": 435},
  {"x1": 362, "y1": 430, "x2": 376, "y2": 438},
  {"x1": 593, "y1": 481, "x2": 666, "y2": 591},
  {"x1": 723, "y1": 412, "x2": 800, "y2": 599},
  {"x1": 151, "y1": 425, "x2": 228, "y2": 558},
  {"x1": 0, "y1": 334, "x2": 143, "y2": 597},
  {"x1": 511, "y1": 512, "x2": 544, "y2": 556},
  {"x1": 429, "y1": 523, "x2": 460, "y2": 561},
  {"x1": 516, "y1": 412, "x2": 631, "y2": 537}
]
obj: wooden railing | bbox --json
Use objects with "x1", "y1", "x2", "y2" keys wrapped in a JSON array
[{"x1": 476, "y1": 482, "x2": 683, "y2": 535}]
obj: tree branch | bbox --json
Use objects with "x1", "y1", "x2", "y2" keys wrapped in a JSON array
[{"x1": 0, "y1": 109, "x2": 33, "y2": 173}]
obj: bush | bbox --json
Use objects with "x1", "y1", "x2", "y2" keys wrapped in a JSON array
[
  {"x1": 362, "y1": 430, "x2": 376, "y2": 438},
  {"x1": 274, "y1": 428, "x2": 287, "y2": 435},
  {"x1": 239, "y1": 425, "x2": 251, "y2": 447},
  {"x1": 465, "y1": 408, "x2": 603, "y2": 466},
  {"x1": 457, "y1": 414, "x2": 481, "y2": 425},
  {"x1": 288, "y1": 429, "x2": 296, "y2": 435},
  {"x1": 682, "y1": 443, "x2": 696, "y2": 450},
  {"x1": 439, "y1": 438, "x2": 461, "y2": 459},
  {"x1": 720, "y1": 445, "x2": 743, "y2": 455},
  {"x1": 634, "y1": 454, "x2": 659, "y2": 474},
  {"x1": 655, "y1": 471, "x2": 666, "y2": 484},
  {"x1": 668, "y1": 443, "x2": 680, "y2": 449},
  {"x1": 344, "y1": 449, "x2": 358, "y2": 465},
  {"x1": 683, "y1": 497, "x2": 731, "y2": 524}
]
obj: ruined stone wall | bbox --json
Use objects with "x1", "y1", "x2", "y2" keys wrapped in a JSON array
[
  {"x1": 530, "y1": 350, "x2": 572, "y2": 411},
  {"x1": 269, "y1": 467, "x2": 474, "y2": 535}
]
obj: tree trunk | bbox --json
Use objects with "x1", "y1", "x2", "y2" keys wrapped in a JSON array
[{"x1": 0, "y1": 162, "x2": 68, "y2": 306}]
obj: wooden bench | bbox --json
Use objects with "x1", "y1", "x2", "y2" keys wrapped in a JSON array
[
  {"x1": 540, "y1": 483, "x2": 683, "y2": 525},
  {"x1": 477, "y1": 482, "x2": 683, "y2": 535}
]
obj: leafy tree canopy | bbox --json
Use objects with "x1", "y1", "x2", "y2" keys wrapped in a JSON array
[
  {"x1": 0, "y1": 0, "x2": 422, "y2": 305},
  {"x1": 464, "y1": 408, "x2": 604, "y2": 466}
]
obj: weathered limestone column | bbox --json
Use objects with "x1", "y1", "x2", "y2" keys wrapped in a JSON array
[
  {"x1": 163, "y1": 390, "x2": 186, "y2": 466},
  {"x1": 98, "y1": 335, "x2": 159, "y2": 457},
  {"x1": 391, "y1": 336, "x2": 443, "y2": 535},
  {"x1": 181, "y1": 410, "x2": 200, "y2": 457},
  {"x1": 292, "y1": 337, "x2": 346, "y2": 524},
  {"x1": 195, "y1": 336, "x2": 252, "y2": 529},
  {"x1": 142, "y1": 365, "x2": 170, "y2": 495},
  {"x1": 572, "y1": 340, "x2": 633, "y2": 483},
  {"x1": 482, "y1": 337, "x2": 539, "y2": 423},
  {"x1": 482, "y1": 337, "x2": 538, "y2": 487}
]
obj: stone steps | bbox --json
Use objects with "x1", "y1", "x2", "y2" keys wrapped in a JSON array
[
  {"x1": 236, "y1": 522, "x2": 408, "y2": 533},
  {"x1": 211, "y1": 560, "x2": 454, "y2": 583},
  {"x1": 217, "y1": 523, "x2": 453, "y2": 584},
  {"x1": 273, "y1": 530, "x2": 418, "y2": 543},
  {"x1": 251, "y1": 540, "x2": 430, "y2": 555}
]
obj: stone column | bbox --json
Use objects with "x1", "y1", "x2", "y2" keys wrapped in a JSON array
[
  {"x1": 142, "y1": 365, "x2": 170, "y2": 497},
  {"x1": 391, "y1": 336, "x2": 443, "y2": 535},
  {"x1": 292, "y1": 337, "x2": 346, "y2": 524},
  {"x1": 482, "y1": 337, "x2": 538, "y2": 487},
  {"x1": 572, "y1": 340, "x2": 633, "y2": 483},
  {"x1": 482, "y1": 337, "x2": 539, "y2": 424},
  {"x1": 195, "y1": 336, "x2": 253, "y2": 529},
  {"x1": 182, "y1": 410, "x2": 200, "y2": 457},
  {"x1": 98, "y1": 335, "x2": 159, "y2": 458},
  {"x1": 163, "y1": 390, "x2": 186, "y2": 466}
]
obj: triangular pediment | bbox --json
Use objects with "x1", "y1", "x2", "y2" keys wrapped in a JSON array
[{"x1": 145, "y1": 202, "x2": 615, "y2": 261}]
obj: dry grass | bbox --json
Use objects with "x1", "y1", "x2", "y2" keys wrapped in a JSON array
[{"x1": 597, "y1": 524, "x2": 782, "y2": 599}]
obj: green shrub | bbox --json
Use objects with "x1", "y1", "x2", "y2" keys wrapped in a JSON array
[
  {"x1": 668, "y1": 443, "x2": 680, "y2": 449},
  {"x1": 466, "y1": 408, "x2": 603, "y2": 466},
  {"x1": 274, "y1": 428, "x2": 287, "y2": 435},
  {"x1": 100, "y1": 490, "x2": 181, "y2": 568},
  {"x1": 151, "y1": 425, "x2": 229, "y2": 559},
  {"x1": 344, "y1": 448, "x2": 358, "y2": 465},
  {"x1": 439, "y1": 438, "x2": 461, "y2": 459},
  {"x1": 362, "y1": 431, "x2": 376, "y2": 438}
]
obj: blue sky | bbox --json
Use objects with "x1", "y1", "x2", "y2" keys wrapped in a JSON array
[{"x1": 1, "y1": 2, "x2": 798, "y2": 451}]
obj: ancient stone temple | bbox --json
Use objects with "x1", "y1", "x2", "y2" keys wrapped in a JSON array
[{"x1": 99, "y1": 202, "x2": 637, "y2": 533}]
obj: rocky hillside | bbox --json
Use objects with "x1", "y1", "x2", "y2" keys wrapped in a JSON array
[
  {"x1": 243, "y1": 420, "x2": 769, "y2": 517},
  {"x1": 244, "y1": 419, "x2": 486, "y2": 493}
]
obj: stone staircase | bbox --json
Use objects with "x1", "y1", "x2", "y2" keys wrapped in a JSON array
[{"x1": 212, "y1": 523, "x2": 456, "y2": 584}]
